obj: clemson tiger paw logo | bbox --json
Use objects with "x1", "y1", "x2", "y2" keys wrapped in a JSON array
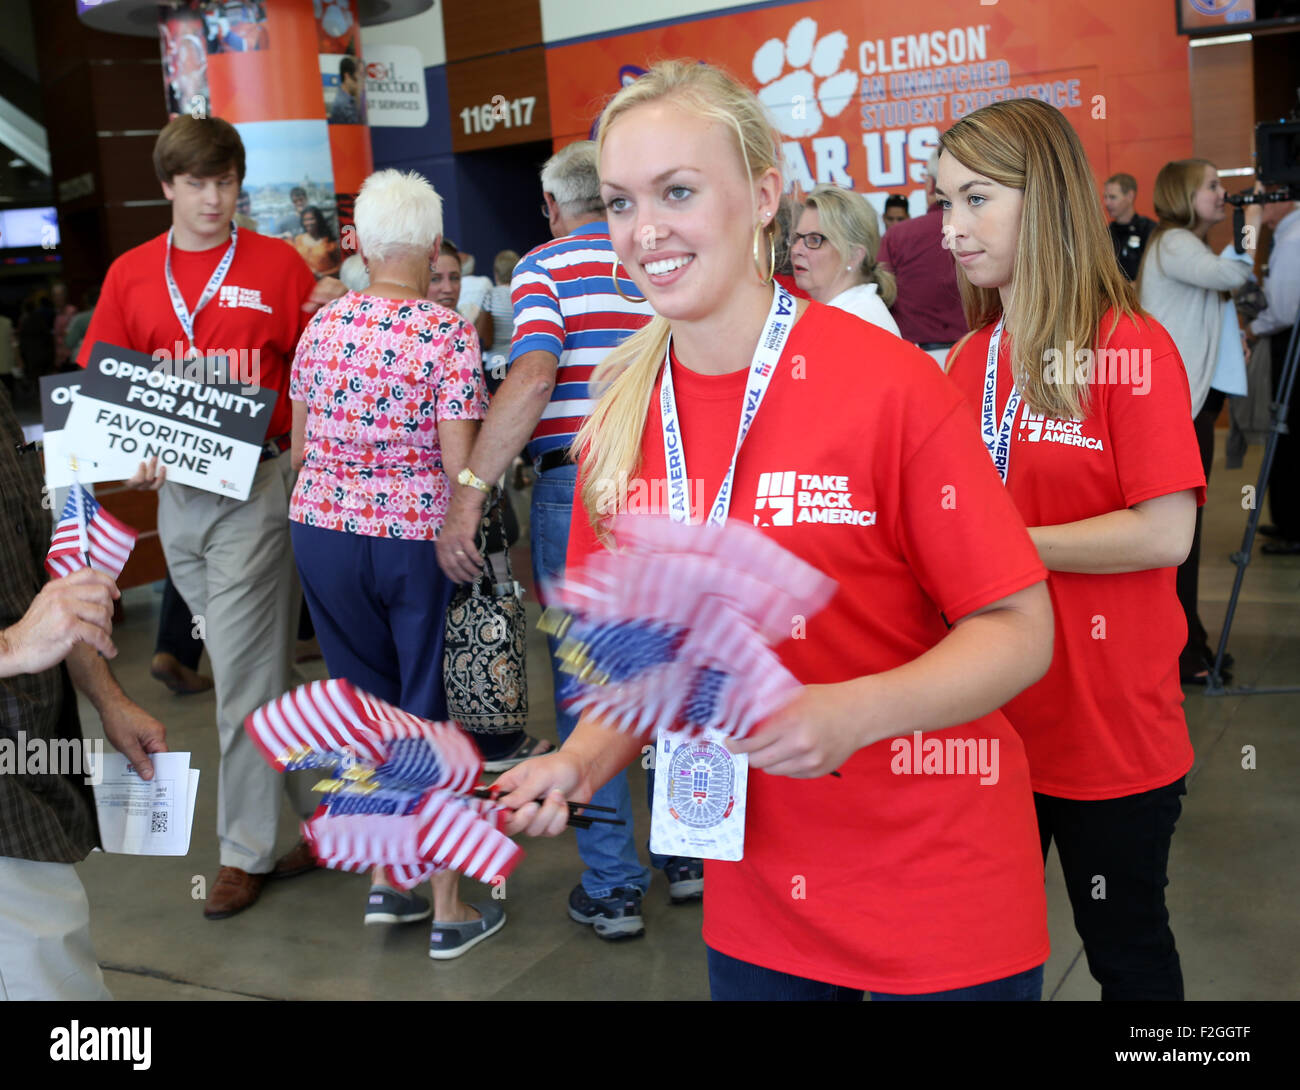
[{"x1": 752, "y1": 17, "x2": 856, "y2": 139}]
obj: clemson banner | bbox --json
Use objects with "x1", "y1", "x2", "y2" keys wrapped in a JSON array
[{"x1": 544, "y1": 0, "x2": 1193, "y2": 212}]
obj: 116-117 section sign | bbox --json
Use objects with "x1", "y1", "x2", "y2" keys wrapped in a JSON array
[{"x1": 61, "y1": 343, "x2": 279, "y2": 502}]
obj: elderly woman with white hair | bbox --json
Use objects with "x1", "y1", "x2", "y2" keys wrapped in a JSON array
[
  {"x1": 790, "y1": 183, "x2": 901, "y2": 335},
  {"x1": 287, "y1": 169, "x2": 501, "y2": 959}
]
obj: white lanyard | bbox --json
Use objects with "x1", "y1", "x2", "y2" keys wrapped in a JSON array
[
  {"x1": 165, "y1": 223, "x2": 238, "y2": 355},
  {"x1": 980, "y1": 315, "x2": 1019, "y2": 483},
  {"x1": 659, "y1": 283, "x2": 795, "y2": 525}
]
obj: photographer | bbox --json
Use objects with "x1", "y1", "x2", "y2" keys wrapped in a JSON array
[
  {"x1": 1138, "y1": 160, "x2": 1259, "y2": 683},
  {"x1": 1251, "y1": 193, "x2": 1300, "y2": 554}
]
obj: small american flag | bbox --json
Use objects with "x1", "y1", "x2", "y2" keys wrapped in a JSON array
[
  {"x1": 302, "y1": 790, "x2": 522, "y2": 890},
  {"x1": 244, "y1": 679, "x2": 483, "y2": 792},
  {"x1": 244, "y1": 682, "x2": 519, "y2": 889},
  {"x1": 545, "y1": 515, "x2": 827, "y2": 741},
  {"x1": 45, "y1": 482, "x2": 138, "y2": 579}
]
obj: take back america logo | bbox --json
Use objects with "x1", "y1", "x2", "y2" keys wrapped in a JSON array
[
  {"x1": 218, "y1": 285, "x2": 273, "y2": 313},
  {"x1": 1018, "y1": 411, "x2": 1105, "y2": 452},
  {"x1": 754, "y1": 470, "x2": 877, "y2": 527}
]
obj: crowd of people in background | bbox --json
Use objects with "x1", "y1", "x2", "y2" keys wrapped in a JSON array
[
  {"x1": 0, "y1": 280, "x2": 101, "y2": 403},
  {"x1": 1, "y1": 61, "x2": 1298, "y2": 1002}
]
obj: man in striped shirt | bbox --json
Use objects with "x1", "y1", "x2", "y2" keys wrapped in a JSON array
[{"x1": 439, "y1": 142, "x2": 702, "y2": 940}]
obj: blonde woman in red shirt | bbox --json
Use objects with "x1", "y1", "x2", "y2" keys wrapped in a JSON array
[
  {"x1": 938, "y1": 98, "x2": 1204, "y2": 1001},
  {"x1": 494, "y1": 60, "x2": 1059, "y2": 1001}
]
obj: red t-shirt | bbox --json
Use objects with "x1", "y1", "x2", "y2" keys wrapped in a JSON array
[
  {"x1": 77, "y1": 229, "x2": 317, "y2": 440},
  {"x1": 946, "y1": 312, "x2": 1204, "y2": 800},
  {"x1": 567, "y1": 302, "x2": 1051, "y2": 993}
]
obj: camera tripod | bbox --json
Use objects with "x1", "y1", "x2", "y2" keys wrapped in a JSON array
[{"x1": 1206, "y1": 293, "x2": 1300, "y2": 696}]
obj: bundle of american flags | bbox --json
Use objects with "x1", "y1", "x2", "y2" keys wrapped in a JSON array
[
  {"x1": 540, "y1": 515, "x2": 836, "y2": 742},
  {"x1": 245, "y1": 679, "x2": 522, "y2": 890},
  {"x1": 45, "y1": 481, "x2": 138, "y2": 579}
]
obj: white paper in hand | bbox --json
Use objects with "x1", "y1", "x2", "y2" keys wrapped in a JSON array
[
  {"x1": 93, "y1": 752, "x2": 199, "y2": 856},
  {"x1": 650, "y1": 727, "x2": 746, "y2": 862}
]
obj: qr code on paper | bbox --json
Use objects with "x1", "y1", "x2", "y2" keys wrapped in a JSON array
[{"x1": 151, "y1": 811, "x2": 168, "y2": 834}]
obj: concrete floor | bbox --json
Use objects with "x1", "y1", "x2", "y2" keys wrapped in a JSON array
[{"x1": 73, "y1": 441, "x2": 1298, "y2": 1001}]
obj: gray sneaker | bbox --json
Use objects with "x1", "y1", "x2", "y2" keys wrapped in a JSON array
[
  {"x1": 567, "y1": 884, "x2": 646, "y2": 940},
  {"x1": 364, "y1": 886, "x2": 432, "y2": 925},
  {"x1": 428, "y1": 901, "x2": 506, "y2": 960}
]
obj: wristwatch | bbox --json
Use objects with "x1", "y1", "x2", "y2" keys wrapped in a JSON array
[{"x1": 457, "y1": 467, "x2": 492, "y2": 494}]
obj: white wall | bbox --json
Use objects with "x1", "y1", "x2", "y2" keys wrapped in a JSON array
[
  {"x1": 360, "y1": 0, "x2": 447, "y2": 66},
  {"x1": 540, "y1": 0, "x2": 762, "y2": 44}
]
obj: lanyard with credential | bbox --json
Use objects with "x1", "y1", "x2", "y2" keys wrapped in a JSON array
[
  {"x1": 164, "y1": 222, "x2": 238, "y2": 356},
  {"x1": 980, "y1": 314, "x2": 1019, "y2": 484},
  {"x1": 659, "y1": 282, "x2": 795, "y2": 525}
]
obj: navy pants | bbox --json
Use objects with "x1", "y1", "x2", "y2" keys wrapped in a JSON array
[
  {"x1": 291, "y1": 522, "x2": 455, "y2": 722},
  {"x1": 706, "y1": 948, "x2": 1043, "y2": 1001}
]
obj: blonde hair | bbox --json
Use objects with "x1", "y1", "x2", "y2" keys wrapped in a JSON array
[
  {"x1": 573, "y1": 60, "x2": 782, "y2": 535},
  {"x1": 939, "y1": 98, "x2": 1139, "y2": 420},
  {"x1": 803, "y1": 184, "x2": 896, "y2": 306},
  {"x1": 1137, "y1": 158, "x2": 1217, "y2": 291},
  {"x1": 493, "y1": 249, "x2": 519, "y2": 285}
]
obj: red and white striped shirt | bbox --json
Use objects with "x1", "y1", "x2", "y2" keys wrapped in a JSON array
[{"x1": 508, "y1": 222, "x2": 653, "y2": 462}]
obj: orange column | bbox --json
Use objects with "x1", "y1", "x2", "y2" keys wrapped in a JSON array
[{"x1": 158, "y1": 0, "x2": 373, "y2": 273}]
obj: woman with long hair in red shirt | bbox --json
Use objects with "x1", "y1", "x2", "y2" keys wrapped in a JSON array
[{"x1": 938, "y1": 98, "x2": 1204, "y2": 1001}]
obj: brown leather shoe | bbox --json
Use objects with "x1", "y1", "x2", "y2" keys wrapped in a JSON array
[
  {"x1": 269, "y1": 838, "x2": 319, "y2": 880},
  {"x1": 294, "y1": 636, "x2": 323, "y2": 663},
  {"x1": 203, "y1": 867, "x2": 266, "y2": 919},
  {"x1": 150, "y1": 652, "x2": 214, "y2": 695}
]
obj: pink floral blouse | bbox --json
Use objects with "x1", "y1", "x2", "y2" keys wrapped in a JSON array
[{"x1": 288, "y1": 292, "x2": 488, "y2": 540}]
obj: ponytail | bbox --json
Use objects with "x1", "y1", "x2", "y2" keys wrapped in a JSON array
[{"x1": 869, "y1": 260, "x2": 897, "y2": 308}]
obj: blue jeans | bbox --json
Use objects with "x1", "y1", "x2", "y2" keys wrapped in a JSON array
[
  {"x1": 706, "y1": 947, "x2": 1044, "y2": 1001},
  {"x1": 530, "y1": 465, "x2": 650, "y2": 898}
]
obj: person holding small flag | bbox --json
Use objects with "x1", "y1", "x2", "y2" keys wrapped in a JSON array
[
  {"x1": 497, "y1": 61, "x2": 1057, "y2": 1000},
  {"x1": 0, "y1": 389, "x2": 166, "y2": 1000}
]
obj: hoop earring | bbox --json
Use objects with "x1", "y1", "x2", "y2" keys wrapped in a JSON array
[
  {"x1": 611, "y1": 256, "x2": 647, "y2": 302},
  {"x1": 753, "y1": 223, "x2": 776, "y2": 285}
]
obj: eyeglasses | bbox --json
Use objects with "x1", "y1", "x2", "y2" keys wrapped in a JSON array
[
  {"x1": 791, "y1": 231, "x2": 828, "y2": 250},
  {"x1": 540, "y1": 202, "x2": 550, "y2": 219}
]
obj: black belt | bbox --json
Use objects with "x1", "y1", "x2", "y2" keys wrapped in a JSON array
[
  {"x1": 259, "y1": 433, "x2": 291, "y2": 462},
  {"x1": 534, "y1": 450, "x2": 573, "y2": 474},
  {"x1": 917, "y1": 341, "x2": 955, "y2": 351}
]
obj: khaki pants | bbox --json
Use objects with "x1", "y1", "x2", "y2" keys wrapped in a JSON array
[
  {"x1": 157, "y1": 456, "x2": 315, "y2": 872},
  {"x1": 0, "y1": 857, "x2": 112, "y2": 1001}
]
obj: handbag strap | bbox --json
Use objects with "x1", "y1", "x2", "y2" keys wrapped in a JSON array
[{"x1": 473, "y1": 486, "x2": 512, "y2": 590}]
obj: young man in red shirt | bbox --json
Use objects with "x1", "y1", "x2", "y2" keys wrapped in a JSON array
[{"x1": 78, "y1": 116, "x2": 341, "y2": 919}]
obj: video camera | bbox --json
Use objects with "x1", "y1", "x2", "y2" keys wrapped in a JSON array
[{"x1": 1229, "y1": 118, "x2": 1299, "y2": 251}]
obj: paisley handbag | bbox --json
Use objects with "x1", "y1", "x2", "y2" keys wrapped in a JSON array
[{"x1": 442, "y1": 490, "x2": 529, "y2": 733}]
